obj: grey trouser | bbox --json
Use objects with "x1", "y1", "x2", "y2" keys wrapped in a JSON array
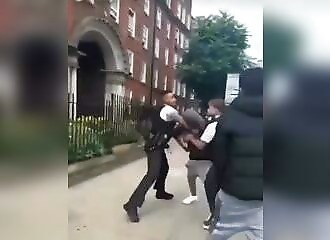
[
  {"x1": 210, "y1": 191, "x2": 263, "y2": 240},
  {"x1": 186, "y1": 160, "x2": 212, "y2": 182},
  {"x1": 127, "y1": 149, "x2": 169, "y2": 208}
]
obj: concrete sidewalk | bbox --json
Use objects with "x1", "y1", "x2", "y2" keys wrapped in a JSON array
[{"x1": 69, "y1": 142, "x2": 247, "y2": 240}]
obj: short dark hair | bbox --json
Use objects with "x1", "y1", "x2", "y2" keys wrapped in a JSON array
[
  {"x1": 208, "y1": 99, "x2": 225, "y2": 112},
  {"x1": 239, "y1": 67, "x2": 263, "y2": 96},
  {"x1": 163, "y1": 90, "x2": 173, "y2": 96}
]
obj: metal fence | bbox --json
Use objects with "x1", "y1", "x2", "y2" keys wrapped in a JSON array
[{"x1": 68, "y1": 93, "x2": 145, "y2": 163}]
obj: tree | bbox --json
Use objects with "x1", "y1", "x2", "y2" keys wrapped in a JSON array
[{"x1": 178, "y1": 11, "x2": 251, "y2": 107}]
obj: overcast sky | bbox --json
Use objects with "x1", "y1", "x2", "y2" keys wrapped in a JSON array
[{"x1": 192, "y1": 0, "x2": 263, "y2": 62}]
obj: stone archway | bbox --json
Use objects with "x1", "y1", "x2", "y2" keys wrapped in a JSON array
[{"x1": 69, "y1": 17, "x2": 129, "y2": 117}]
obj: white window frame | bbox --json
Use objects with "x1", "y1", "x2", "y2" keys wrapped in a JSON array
[
  {"x1": 190, "y1": 91, "x2": 195, "y2": 100},
  {"x1": 180, "y1": 33, "x2": 185, "y2": 49},
  {"x1": 127, "y1": 49, "x2": 134, "y2": 75},
  {"x1": 141, "y1": 62, "x2": 147, "y2": 83},
  {"x1": 142, "y1": 25, "x2": 149, "y2": 49},
  {"x1": 175, "y1": 28, "x2": 180, "y2": 45},
  {"x1": 153, "y1": 99, "x2": 157, "y2": 106},
  {"x1": 155, "y1": 38, "x2": 160, "y2": 58},
  {"x1": 154, "y1": 69, "x2": 159, "y2": 89},
  {"x1": 156, "y1": 7, "x2": 162, "y2": 29},
  {"x1": 141, "y1": 95, "x2": 146, "y2": 103},
  {"x1": 128, "y1": 8, "x2": 136, "y2": 38},
  {"x1": 166, "y1": 0, "x2": 171, "y2": 8},
  {"x1": 184, "y1": 38, "x2": 190, "y2": 49},
  {"x1": 164, "y1": 75, "x2": 168, "y2": 90},
  {"x1": 187, "y1": 14, "x2": 191, "y2": 30},
  {"x1": 174, "y1": 53, "x2": 178, "y2": 68},
  {"x1": 181, "y1": 7, "x2": 186, "y2": 23},
  {"x1": 144, "y1": 0, "x2": 150, "y2": 16},
  {"x1": 166, "y1": 22, "x2": 171, "y2": 39},
  {"x1": 109, "y1": 0, "x2": 120, "y2": 23},
  {"x1": 182, "y1": 84, "x2": 186, "y2": 97},
  {"x1": 129, "y1": 90, "x2": 133, "y2": 101},
  {"x1": 165, "y1": 48, "x2": 169, "y2": 65},
  {"x1": 173, "y1": 79, "x2": 177, "y2": 93},
  {"x1": 177, "y1": 2, "x2": 181, "y2": 19},
  {"x1": 176, "y1": 81, "x2": 181, "y2": 96}
]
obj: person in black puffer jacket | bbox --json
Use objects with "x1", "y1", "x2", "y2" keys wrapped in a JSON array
[{"x1": 211, "y1": 67, "x2": 263, "y2": 240}]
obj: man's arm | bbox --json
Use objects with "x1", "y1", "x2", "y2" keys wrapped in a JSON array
[
  {"x1": 186, "y1": 121, "x2": 217, "y2": 150},
  {"x1": 167, "y1": 110, "x2": 189, "y2": 129},
  {"x1": 187, "y1": 136, "x2": 207, "y2": 150},
  {"x1": 175, "y1": 136, "x2": 189, "y2": 152}
]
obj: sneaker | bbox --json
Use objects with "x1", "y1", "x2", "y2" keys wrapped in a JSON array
[
  {"x1": 123, "y1": 203, "x2": 140, "y2": 223},
  {"x1": 182, "y1": 195, "x2": 198, "y2": 205},
  {"x1": 156, "y1": 191, "x2": 174, "y2": 200},
  {"x1": 203, "y1": 214, "x2": 213, "y2": 230}
]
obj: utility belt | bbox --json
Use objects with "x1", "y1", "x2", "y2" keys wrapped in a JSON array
[{"x1": 144, "y1": 132, "x2": 171, "y2": 152}]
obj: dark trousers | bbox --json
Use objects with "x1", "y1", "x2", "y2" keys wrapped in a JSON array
[
  {"x1": 127, "y1": 149, "x2": 169, "y2": 208},
  {"x1": 204, "y1": 165, "x2": 221, "y2": 215}
]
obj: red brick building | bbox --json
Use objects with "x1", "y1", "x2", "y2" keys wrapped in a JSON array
[{"x1": 68, "y1": 0, "x2": 195, "y2": 117}]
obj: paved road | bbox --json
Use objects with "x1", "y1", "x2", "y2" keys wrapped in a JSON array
[{"x1": 69, "y1": 142, "x2": 247, "y2": 240}]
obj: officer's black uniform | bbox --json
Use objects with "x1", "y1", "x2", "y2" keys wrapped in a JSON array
[{"x1": 125, "y1": 106, "x2": 177, "y2": 210}]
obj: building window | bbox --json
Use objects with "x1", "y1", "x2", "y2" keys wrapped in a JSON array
[
  {"x1": 187, "y1": 15, "x2": 191, "y2": 30},
  {"x1": 155, "y1": 38, "x2": 160, "y2": 58},
  {"x1": 176, "y1": 81, "x2": 181, "y2": 96},
  {"x1": 141, "y1": 95, "x2": 146, "y2": 103},
  {"x1": 182, "y1": 84, "x2": 186, "y2": 97},
  {"x1": 181, "y1": 7, "x2": 186, "y2": 23},
  {"x1": 175, "y1": 28, "x2": 180, "y2": 45},
  {"x1": 173, "y1": 79, "x2": 177, "y2": 93},
  {"x1": 180, "y1": 33, "x2": 185, "y2": 49},
  {"x1": 165, "y1": 48, "x2": 169, "y2": 65},
  {"x1": 144, "y1": 0, "x2": 150, "y2": 16},
  {"x1": 177, "y1": 2, "x2": 181, "y2": 19},
  {"x1": 166, "y1": 0, "x2": 171, "y2": 8},
  {"x1": 156, "y1": 7, "x2": 162, "y2": 29},
  {"x1": 166, "y1": 22, "x2": 171, "y2": 39},
  {"x1": 179, "y1": 56, "x2": 183, "y2": 64},
  {"x1": 109, "y1": 0, "x2": 120, "y2": 23},
  {"x1": 142, "y1": 25, "x2": 149, "y2": 49},
  {"x1": 127, "y1": 50, "x2": 134, "y2": 75},
  {"x1": 141, "y1": 62, "x2": 147, "y2": 83},
  {"x1": 153, "y1": 99, "x2": 157, "y2": 106},
  {"x1": 154, "y1": 69, "x2": 159, "y2": 88},
  {"x1": 184, "y1": 38, "x2": 190, "y2": 49},
  {"x1": 164, "y1": 75, "x2": 168, "y2": 90},
  {"x1": 174, "y1": 53, "x2": 178, "y2": 68},
  {"x1": 128, "y1": 9, "x2": 136, "y2": 37},
  {"x1": 190, "y1": 91, "x2": 195, "y2": 100},
  {"x1": 129, "y1": 90, "x2": 133, "y2": 101}
]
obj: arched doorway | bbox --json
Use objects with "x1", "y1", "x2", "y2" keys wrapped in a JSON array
[
  {"x1": 77, "y1": 37, "x2": 106, "y2": 117},
  {"x1": 70, "y1": 18, "x2": 128, "y2": 118}
]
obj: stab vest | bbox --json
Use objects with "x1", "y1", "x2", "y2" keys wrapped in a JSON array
[{"x1": 188, "y1": 116, "x2": 221, "y2": 161}]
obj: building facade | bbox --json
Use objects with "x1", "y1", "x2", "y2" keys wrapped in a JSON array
[{"x1": 68, "y1": 0, "x2": 194, "y2": 118}]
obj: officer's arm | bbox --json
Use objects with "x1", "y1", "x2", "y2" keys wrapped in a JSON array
[
  {"x1": 168, "y1": 111, "x2": 189, "y2": 129},
  {"x1": 188, "y1": 137, "x2": 207, "y2": 150},
  {"x1": 187, "y1": 122, "x2": 216, "y2": 150}
]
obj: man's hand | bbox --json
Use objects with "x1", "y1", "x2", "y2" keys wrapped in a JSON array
[
  {"x1": 175, "y1": 137, "x2": 189, "y2": 152},
  {"x1": 183, "y1": 134, "x2": 194, "y2": 142}
]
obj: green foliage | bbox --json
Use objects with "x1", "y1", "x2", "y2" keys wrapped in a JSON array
[
  {"x1": 68, "y1": 117, "x2": 139, "y2": 164},
  {"x1": 178, "y1": 11, "x2": 252, "y2": 106}
]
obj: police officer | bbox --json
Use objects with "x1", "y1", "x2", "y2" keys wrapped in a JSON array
[
  {"x1": 183, "y1": 99, "x2": 224, "y2": 230},
  {"x1": 123, "y1": 91, "x2": 188, "y2": 223}
]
